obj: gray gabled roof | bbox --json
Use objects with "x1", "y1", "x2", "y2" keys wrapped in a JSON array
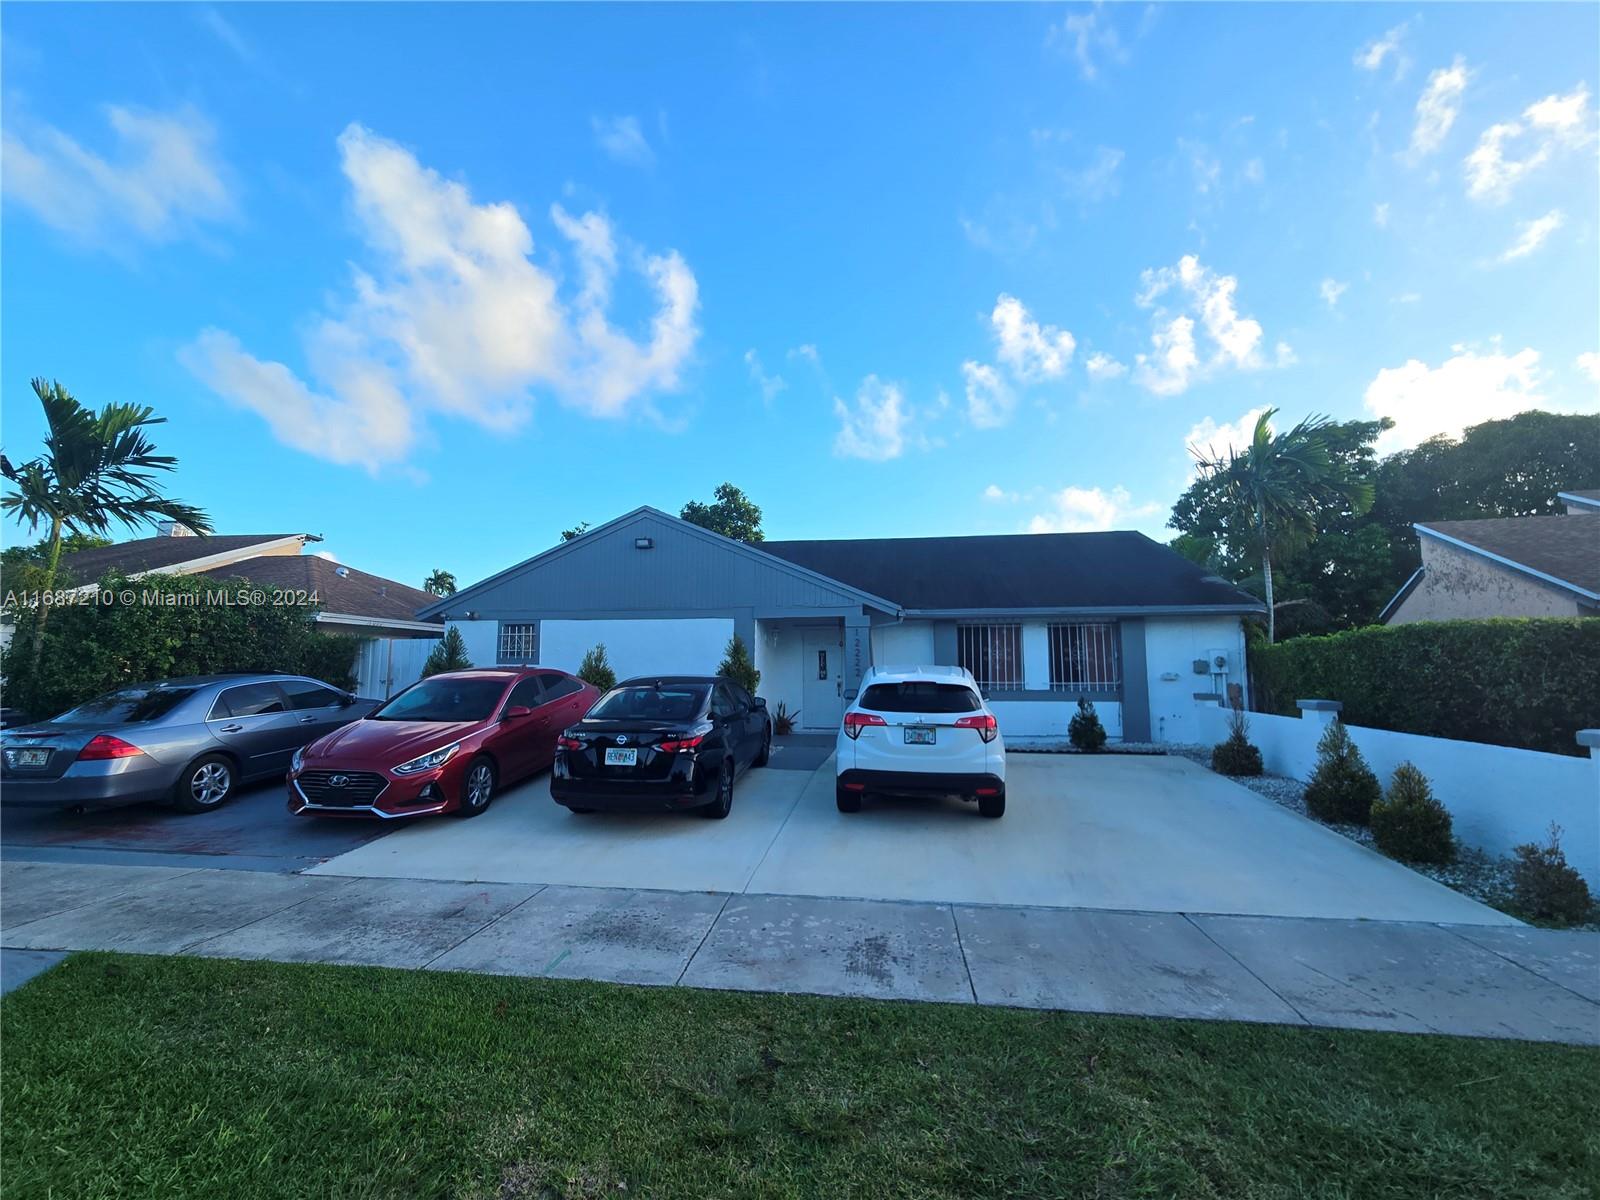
[{"x1": 1416, "y1": 517, "x2": 1600, "y2": 600}]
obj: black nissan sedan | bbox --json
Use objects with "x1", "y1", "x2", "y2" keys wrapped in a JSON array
[{"x1": 550, "y1": 675, "x2": 771, "y2": 818}]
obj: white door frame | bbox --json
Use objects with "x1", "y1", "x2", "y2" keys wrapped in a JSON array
[{"x1": 799, "y1": 625, "x2": 845, "y2": 730}]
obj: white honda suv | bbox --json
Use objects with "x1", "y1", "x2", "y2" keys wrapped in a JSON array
[{"x1": 834, "y1": 665, "x2": 1006, "y2": 818}]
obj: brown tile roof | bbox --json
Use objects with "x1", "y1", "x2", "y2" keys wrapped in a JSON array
[
  {"x1": 199, "y1": 555, "x2": 442, "y2": 626},
  {"x1": 61, "y1": 534, "x2": 304, "y2": 581},
  {"x1": 1419, "y1": 516, "x2": 1600, "y2": 597}
]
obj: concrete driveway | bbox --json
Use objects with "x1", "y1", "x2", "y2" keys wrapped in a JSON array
[{"x1": 309, "y1": 752, "x2": 1515, "y2": 925}]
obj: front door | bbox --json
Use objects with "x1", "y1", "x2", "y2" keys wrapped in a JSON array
[{"x1": 801, "y1": 628, "x2": 844, "y2": 730}]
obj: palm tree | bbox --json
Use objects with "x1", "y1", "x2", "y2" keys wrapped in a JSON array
[
  {"x1": 1, "y1": 378, "x2": 212, "y2": 663},
  {"x1": 1192, "y1": 408, "x2": 1373, "y2": 643},
  {"x1": 423, "y1": 568, "x2": 457, "y2": 596}
]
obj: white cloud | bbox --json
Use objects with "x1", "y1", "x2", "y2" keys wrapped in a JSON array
[
  {"x1": 591, "y1": 114, "x2": 654, "y2": 167},
  {"x1": 1373, "y1": 202, "x2": 1391, "y2": 228},
  {"x1": 1360, "y1": 345, "x2": 1599, "y2": 449},
  {"x1": 990, "y1": 294, "x2": 1075, "y2": 382},
  {"x1": 1051, "y1": 7, "x2": 1128, "y2": 82},
  {"x1": 1409, "y1": 57, "x2": 1468, "y2": 157},
  {"x1": 1026, "y1": 485, "x2": 1161, "y2": 534},
  {"x1": 1465, "y1": 85, "x2": 1593, "y2": 203},
  {"x1": 1084, "y1": 351, "x2": 1127, "y2": 381},
  {"x1": 1499, "y1": 210, "x2": 1565, "y2": 262},
  {"x1": 1, "y1": 104, "x2": 232, "y2": 247},
  {"x1": 1577, "y1": 352, "x2": 1600, "y2": 385},
  {"x1": 744, "y1": 349, "x2": 786, "y2": 404},
  {"x1": 182, "y1": 124, "x2": 698, "y2": 467},
  {"x1": 833, "y1": 376, "x2": 910, "y2": 461},
  {"x1": 1179, "y1": 138, "x2": 1222, "y2": 194},
  {"x1": 1275, "y1": 341, "x2": 1298, "y2": 367},
  {"x1": 1241, "y1": 157, "x2": 1265, "y2": 185},
  {"x1": 1354, "y1": 21, "x2": 1411, "y2": 78},
  {"x1": 1320, "y1": 278, "x2": 1349, "y2": 308},
  {"x1": 1133, "y1": 255, "x2": 1268, "y2": 395},
  {"x1": 982, "y1": 484, "x2": 1018, "y2": 503},
  {"x1": 1062, "y1": 146, "x2": 1124, "y2": 202},
  {"x1": 962, "y1": 360, "x2": 1012, "y2": 428},
  {"x1": 1185, "y1": 406, "x2": 1269, "y2": 464}
]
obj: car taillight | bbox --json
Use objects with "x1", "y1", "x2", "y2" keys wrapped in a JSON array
[
  {"x1": 843, "y1": 712, "x2": 887, "y2": 739},
  {"x1": 657, "y1": 734, "x2": 705, "y2": 754},
  {"x1": 556, "y1": 736, "x2": 583, "y2": 751},
  {"x1": 78, "y1": 734, "x2": 145, "y2": 761},
  {"x1": 955, "y1": 714, "x2": 999, "y2": 743}
]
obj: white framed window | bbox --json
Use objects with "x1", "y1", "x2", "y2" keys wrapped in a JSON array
[
  {"x1": 956, "y1": 623, "x2": 1023, "y2": 690},
  {"x1": 1048, "y1": 622, "x2": 1120, "y2": 690},
  {"x1": 497, "y1": 621, "x2": 538, "y2": 664}
]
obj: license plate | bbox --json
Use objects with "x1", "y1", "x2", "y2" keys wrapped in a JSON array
[
  {"x1": 604, "y1": 747, "x2": 638, "y2": 767},
  {"x1": 7, "y1": 748, "x2": 48, "y2": 768},
  {"x1": 903, "y1": 726, "x2": 936, "y2": 745}
]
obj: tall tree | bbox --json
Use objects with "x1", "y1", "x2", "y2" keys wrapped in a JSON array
[
  {"x1": 681, "y1": 482, "x2": 764, "y2": 542},
  {"x1": 1, "y1": 379, "x2": 212, "y2": 663},
  {"x1": 1190, "y1": 409, "x2": 1374, "y2": 644},
  {"x1": 422, "y1": 569, "x2": 457, "y2": 596}
]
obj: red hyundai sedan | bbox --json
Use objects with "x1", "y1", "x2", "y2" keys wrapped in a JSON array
[{"x1": 288, "y1": 668, "x2": 598, "y2": 819}]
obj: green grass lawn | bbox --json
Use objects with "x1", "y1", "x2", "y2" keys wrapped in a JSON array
[{"x1": 3, "y1": 953, "x2": 1596, "y2": 1199}]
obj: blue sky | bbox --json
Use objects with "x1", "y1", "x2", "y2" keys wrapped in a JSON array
[{"x1": 3, "y1": 3, "x2": 1597, "y2": 590}]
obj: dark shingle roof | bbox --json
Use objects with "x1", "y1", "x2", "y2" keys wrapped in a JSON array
[
  {"x1": 1419, "y1": 517, "x2": 1600, "y2": 596},
  {"x1": 61, "y1": 533, "x2": 302, "y2": 581},
  {"x1": 199, "y1": 555, "x2": 442, "y2": 625},
  {"x1": 760, "y1": 531, "x2": 1262, "y2": 612}
]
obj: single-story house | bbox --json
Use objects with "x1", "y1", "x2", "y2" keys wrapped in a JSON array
[
  {"x1": 55, "y1": 525, "x2": 443, "y2": 698},
  {"x1": 419, "y1": 506, "x2": 1264, "y2": 742},
  {"x1": 1380, "y1": 511, "x2": 1600, "y2": 624}
]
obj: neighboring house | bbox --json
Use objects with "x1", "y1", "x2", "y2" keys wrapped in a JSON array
[
  {"x1": 1559, "y1": 489, "x2": 1600, "y2": 516},
  {"x1": 1380, "y1": 512, "x2": 1600, "y2": 624},
  {"x1": 54, "y1": 524, "x2": 442, "y2": 699},
  {"x1": 419, "y1": 506, "x2": 1264, "y2": 743}
]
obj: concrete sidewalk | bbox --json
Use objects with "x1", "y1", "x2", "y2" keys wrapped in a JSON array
[{"x1": 3, "y1": 860, "x2": 1596, "y2": 1043}]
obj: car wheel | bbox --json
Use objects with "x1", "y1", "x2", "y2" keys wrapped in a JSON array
[
  {"x1": 835, "y1": 783, "x2": 862, "y2": 813},
  {"x1": 701, "y1": 759, "x2": 734, "y2": 819},
  {"x1": 455, "y1": 757, "x2": 496, "y2": 818},
  {"x1": 752, "y1": 721, "x2": 772, "y2": 767},
  {"x1": 978, "y1": 792, "x2": 1006, "y2": 819},
  {"x1": 172, "y1": 754, "x2": 236, "y2": 814}
]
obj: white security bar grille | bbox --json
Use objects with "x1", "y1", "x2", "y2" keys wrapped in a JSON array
[
  {"x1": 497, "y1": 622, "x2": 538, "y2": 664},
  {"x1": 1048, "y1": 622, "x2": 1120, "y2": 690},
  {"x1": 957, "y1": 624, "x2": 1023, "y2": 690}
]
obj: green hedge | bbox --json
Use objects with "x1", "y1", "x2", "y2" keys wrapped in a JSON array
[
  {"x1": 1, "y1": 571, "x2": 362, "y2": 720},
  {"x1": 1251, "y1": 618, "x2": 1600, "y2": 756}
]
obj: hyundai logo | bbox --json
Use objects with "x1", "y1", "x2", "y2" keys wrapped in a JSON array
[
  {"x1": 615, "y1": 735, "x2": 628, "y2": 746},
  {"x1": 329, "y1": 774, "x2": 350, "y2": 788}
]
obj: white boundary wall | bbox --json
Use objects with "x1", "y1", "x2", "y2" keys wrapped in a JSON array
[{"x1": 1195, "y1": 704, "x2": 1600, "y2": 887}]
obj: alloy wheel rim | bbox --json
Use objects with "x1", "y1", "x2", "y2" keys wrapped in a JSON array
[
  {"x1": 191, "y1": 763, "x2": 230, "y2": 805},
  {"x1": 720, "y1": 765, "x2": 732, "y2": 805},
  {"x1": 467, "y1": 765, "x2": 492, "y2": 807}
]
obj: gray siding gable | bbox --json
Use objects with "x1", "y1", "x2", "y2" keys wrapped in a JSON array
[{"x1": 419, "y1": 507, "x2": 900, "y2": 621}]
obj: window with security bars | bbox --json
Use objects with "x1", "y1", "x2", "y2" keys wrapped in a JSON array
[
  {"x1": 956, "y1": 624, "x2": 1023, "y2": 690},
  {"x1": 1048, "y1": 622, "x2": 1120, "y2": 690},
  {"x1": 496, "y1": 622, "x2": 538, "y2": 664}
]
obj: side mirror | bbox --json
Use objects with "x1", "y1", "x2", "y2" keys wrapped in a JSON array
[
  {"x1": 753, "y1": 697, "x2": 767, "y2": 710},
  {"x1": 503, "y1": 705, "x2": 534, "y2": 721},
  {"x1": 339, "y1": 693, "x2": 357, "y2": 708}
]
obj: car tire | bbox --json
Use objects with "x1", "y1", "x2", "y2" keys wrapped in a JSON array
[
  {"x1": 172, "y1": 754, "x2": 236, "y2": 814},
  {"x1": 701, "y1": 759, "x2": 734, "y2": 819},
  {"x1": 455, "y1": 756, "x2": 496, "y2": 818},
  {"x1": 566, "y1": 806, "x2": 596, "y2": 814},
  {"x1": 835, "y1": 783, "x2": 862, "y2": 813},
  {"x1": 752, "y1": 721, "x2": 772, "y2": 767},
  {"x1": 978, "y1": 792, "x2": 1006, "y2": 819}
]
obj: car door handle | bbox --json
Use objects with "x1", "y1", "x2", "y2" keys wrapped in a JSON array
[
  {"x1": 220, "y1": 724, "x2": 244, "y2": 733},
  {"x1": 299, "y1": 716, "x2": 317, "y2": 724}
]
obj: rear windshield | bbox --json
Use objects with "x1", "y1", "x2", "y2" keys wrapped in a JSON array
[
  {"x1": 589, "y1": 685, "x2": 708, "y2": 722},
  {"x1": 52, "y1": 685, "x2": 200, "y2": 725},
  {"x1": 372, "y1": 678, "x2": 506, "y2": 723},
  {"x1": 860, "y1": 682, "x2": 981, "y2": 714}
]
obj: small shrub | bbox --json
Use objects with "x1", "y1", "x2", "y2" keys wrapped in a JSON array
[
  {"x1": 422, "y1": 626, "x2": 473, "y2": 677},
  {"x1": 771, "y1": 701, "x2": 799, "y2": 736},
  {"x1": 716, "y1": 634, "x2": 760, "y2": 696},
  {"x1": 1068, "y1": 696, "x2": 1107, "y2": 751},
  {"x1": 577, "y1": 643, "x2": 617, "y2": 692},
  {"x1": 1510, "y1": 825, "x2": 1593, "y2": 925},
  {"x1": 1210, "y1": 703, "x2": 1263, "y2": 776},
  {"x1": 1370, "y1": 762, "x2": 1455, "y2": 864},
  {"x1": 1303, "y1": 720, "x2": 1380, "y2": 825}
]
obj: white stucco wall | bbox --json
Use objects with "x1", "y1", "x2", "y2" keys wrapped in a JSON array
[
  {"x1": 1195, "y1": 705, "x2": 1600, "y2": 888},
  {"x1": 539, "y1": 617, "x2": 732, "y2": 680},
  {"x1": 454, "y1": 620, "x2": 500, "y2": 670},
  {"x1": 1143, "y1": 615, "x2": 1247, "y2": 744},
  {"x1": 870, "y1": 620, "x2": 936, "y2": 666},
  {"x1": 995, "y1": 699, "x2": 1122, "y2": 743},
  {"x1": 754, "y1": 622, "x2": 806, "y2": 719}
]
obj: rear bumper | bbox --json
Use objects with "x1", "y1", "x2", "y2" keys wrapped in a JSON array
[
  {"x1": 550, "y1": 763, "x2": 717, "y2": 812},
  {"x1": 836, "y1": 769, "x2": 1005, "y2": 799},
  {"x1": 0, "y1": 761, "x2": 179, "y2": 810}
]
